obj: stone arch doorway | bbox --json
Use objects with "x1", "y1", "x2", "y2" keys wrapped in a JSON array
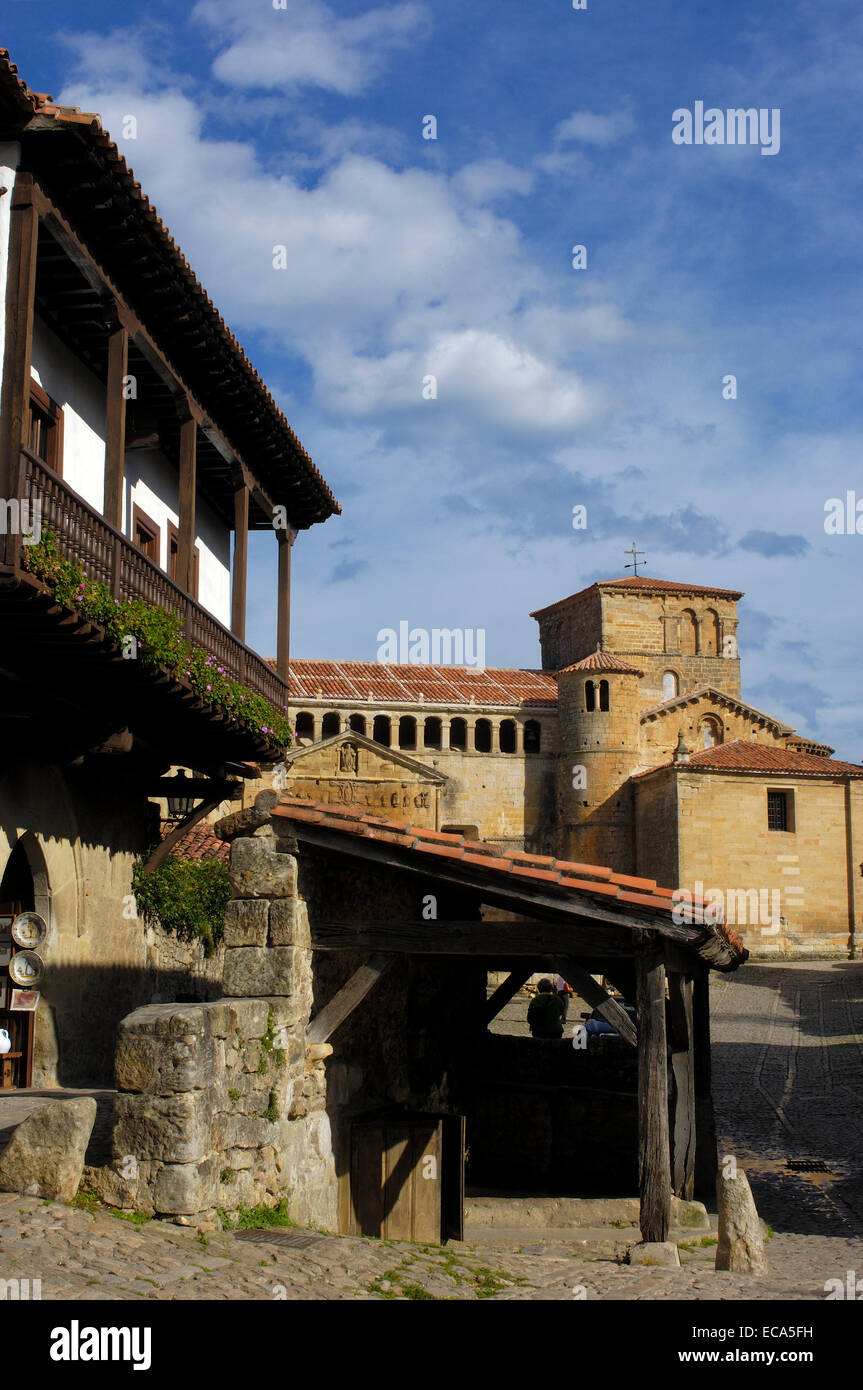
[{"x1": 0, "y1": 837, "x2": 47, "y2": 1086}]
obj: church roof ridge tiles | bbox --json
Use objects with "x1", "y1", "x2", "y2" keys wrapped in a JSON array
[
  {"x1": 530, "y1": 575, "x2": 743, "y2": 618},
  {"x1": 555, "y1": 651, "x2": 644, "y2": 676},
  {"x1": 634, "y1": 738, "x2": 863, "y2": 780},
  {"x1": 278, "y1": 658, "x2": 559, "y2": 706}
]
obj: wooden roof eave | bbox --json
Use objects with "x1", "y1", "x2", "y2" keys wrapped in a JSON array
[{"x1": 275, "y1": 816, "x2": 746, "y2": 972}]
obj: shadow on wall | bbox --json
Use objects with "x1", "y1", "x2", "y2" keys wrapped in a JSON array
[{"x1": 31, "y1": 961, "x2": 225, "y2": 1088}]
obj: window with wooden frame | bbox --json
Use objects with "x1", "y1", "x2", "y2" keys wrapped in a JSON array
[
  {"x1": 132, "y1": 503, "x2": 161, "y2": 565},
  {"x1": 167, "y1": 521, "x2": 199, "y2": 597},
  {"x1": 27, "y1": 380, "x2": 64, "y2": 473}
]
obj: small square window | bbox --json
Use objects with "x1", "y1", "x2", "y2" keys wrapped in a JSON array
[{"x1": 767, "y1": 790, "x2": 790, "y2": 832}]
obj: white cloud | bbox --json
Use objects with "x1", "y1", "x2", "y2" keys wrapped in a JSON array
[
  {"x1": 191, "y1": 0, "x2": 430, "y2": 96},
  {"x1": 453, "y1": 159, "x2": 536, "y2": 203},
  {"x1": 553, "y1": 107, "x2": 636, "y2": 147}
]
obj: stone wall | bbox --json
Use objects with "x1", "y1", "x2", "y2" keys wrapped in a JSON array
[{"x1": 87, "y1": 803, "x2": 337, "y2": 1228}]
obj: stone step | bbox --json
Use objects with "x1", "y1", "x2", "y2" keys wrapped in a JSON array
[{"x1": 463, "y1": 1194, "x2": 711, "y2": 1233}]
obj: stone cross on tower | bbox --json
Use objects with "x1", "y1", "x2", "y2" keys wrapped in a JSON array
[{"x1": 624, "y1": 542, "x2": 646, "y2": 576}]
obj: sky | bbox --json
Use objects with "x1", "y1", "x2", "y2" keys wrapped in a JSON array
[{"x1": 5, "y1": 0, "x2": 863, "y2": 759}]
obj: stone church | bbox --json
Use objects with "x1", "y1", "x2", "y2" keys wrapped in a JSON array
[{"x1": 279, "y1": 577, "x2": 863, "y2": 960}]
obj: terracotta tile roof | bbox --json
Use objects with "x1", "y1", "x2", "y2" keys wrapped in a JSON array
[
  {"x1": 0, "y1": 48, "x2": 338, "y2": 530},
  {"x1": 271, "y1": 795, "x2": 748, "y2": 964},
  {"x1": 635, "y1": 738, "x2": 863, "y2": 780},
  {"x1": 278, "y1": 659, "x2": 559, "y2": 707},
  {"x1": 531, "y1": 576, "x2": 743, "y2": 618},
  {"x1": 556, "y1": 651, "x2": 644, "y2": 676},
  {"x1": 159, "y1": 823, "x2": 230, "y2": 861},
  {"x1": 685, "y1": 740, "x2": 863, "y2": 778}
]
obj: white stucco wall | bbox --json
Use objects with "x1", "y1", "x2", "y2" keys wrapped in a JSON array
[
  {"x1": 31, "y1": 315, "x2": 106, "y2": 511},
  {"x1": 124, "y1": 449, "x2": 231, "y2": 627},
  {"x1": 0, "y1": 144, "x2": 21, "y2": 423},
  {"x1": 26, "y1": 313, "x2": 231, "y2": 627}
]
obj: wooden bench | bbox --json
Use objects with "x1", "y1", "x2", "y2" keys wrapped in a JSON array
[{"x1": 1, "y1": 1053, "x2": 22, "y2": 1089}]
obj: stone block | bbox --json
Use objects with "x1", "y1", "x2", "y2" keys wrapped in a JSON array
[
  {"x1": 229, "y1": 838, "x2": 297, "y2": 899},
  {"x1": 223, "y1": 899, "x2": 269, "y2": 947},
  {"x1": 0, "y1": 1098, "x2": 97, "y2": 1203},
  {"x1": 153, "y1": 1155, "x2": 219, "y2": 1215},
  {"x1": 113, "y1": 1090, "x2": 213, "y2": 1164},
  {"x1": 115, "y1": 1024, "x2": 215, "y2": 1096},
  {"x1": 716, "y1": 1167, "x2": 768, "y2": 1273},
  {"x1": 268, "y1": 898, "x2": 311, "y2": 948},
  {"x1": 222, "y1": 946, "x2": 308, "y2": 999},
  {"x1": 82, "y1": 1159, "x2": 156, "y2": 1216},
  {"x1": 628, "y1": 1241, "x2": 680, "y2": 1267}
]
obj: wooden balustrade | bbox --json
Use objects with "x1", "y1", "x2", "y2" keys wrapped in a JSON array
[{"x1": 18, "y1": 452, "x2": 288, "y2": 710}]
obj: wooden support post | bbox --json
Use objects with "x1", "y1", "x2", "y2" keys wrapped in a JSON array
[
  {"x1": 103, "y1": 321, "x2": 128, "y2": 530},
  {"x1": 276, "y1": 529, "x2": 292, "y2": 683},
  {"x1": 177, "y1": 415, "x2": 197, "y2": 594},
  {"x1": 306, "y1": 954, "x2": 394, "y2": 1046},
  {"x1": 668, "y1": 970, "x2": 696, "y2": 1200},
  {"x1": 552, "y1": 955, "x2": 638, "y2": 1047},
  {"x1": 231, "y1": 481, "x2": 249, "y2": 641},
  {"x1": 693, "y1": 966, "x2": 718, "y2": 1200},
  {"x1": 482, "y1": 968, "x2": 533, "y2": 1026},
  {"x1": 0, "y1": 180, "x2": 39, "y2": 566},
  {"x1": 635, "y1": 939, "x2": 671, "y2": 1243}
]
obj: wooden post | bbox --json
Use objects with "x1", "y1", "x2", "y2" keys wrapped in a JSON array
[
  {"x1": 177, "y1": 415, "x2": 197, "y2": 594},
  {"x1": 668, "y1": 970, "x2": 696, "y2": 1200},
  {"x1": 103, "y1": 321, "x2": 128, "y2": 530},
  {"x1": 0, "y1": 179, "x2": 39, "y2": 567},
  {"x1": 635, "y1": 938, "x2": 671, "y2": 1243},
  {"x1": 231, "y1": 481, "x2": 249, "y2": 641},
  {"x1": 276, "y1": 529, "x2": 292, "y2": 683},
  {"x1": 693, "y1": 965, "x2": 718, "y2": 1200}
]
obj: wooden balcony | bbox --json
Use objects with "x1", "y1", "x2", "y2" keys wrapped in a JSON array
[{"x1": 16, "y1": 451, "x2": 288, "y2": 711}]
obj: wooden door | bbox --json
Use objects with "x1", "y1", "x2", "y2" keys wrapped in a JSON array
[{"x1": 348, "y1": 1112, "x2": 464, "y2": 1244}]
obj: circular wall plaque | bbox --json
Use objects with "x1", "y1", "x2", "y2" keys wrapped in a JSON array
[
  {"x1": 9, "y1": 951, "x2": 44, "y2": 986},
  {"x1": 11, "y1": 912, "x2": 47, "y2": 949}
]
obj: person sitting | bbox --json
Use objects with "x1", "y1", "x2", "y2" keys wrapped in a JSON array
[{"x1": 527, "y1": 978, "x2": 566, "y2": 1039}]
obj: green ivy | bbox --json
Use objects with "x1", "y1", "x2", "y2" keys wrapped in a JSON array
[
  {"x1": 131, "y1": 855, "x2": 231, "y2": 957},
  {"x1": 23, "y1": 529, "x2": 293, "y2": 745}
]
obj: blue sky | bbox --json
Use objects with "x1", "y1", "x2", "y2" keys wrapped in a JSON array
[{"x1": 5, "y1": 0, "x2": 863, "y2": 758}]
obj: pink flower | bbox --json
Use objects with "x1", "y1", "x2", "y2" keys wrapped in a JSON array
[{"x1": 206, "y1": 684, "x2": 212, "y2": 691}]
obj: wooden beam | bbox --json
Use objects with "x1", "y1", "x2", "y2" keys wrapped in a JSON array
[
  {"x1": 306, "y1": 953, "x2": 395, "y2": 1045},
  {"x1": 276, "y1": 530, "x2": 291, "y2": 683},
  {"x1": 0, "y1": 177, "x2": 39, "y2": 565},
  {"x1": 692, "y1": 966, "x2": 718, "y2": 1201},
  {"x1": 140, "y1": 796, "x2": 226, "y2": 877},
  {"x1": 551, "y1": 956, "x2": 638, "y2": 1047},
  {"x1": 635, "y1": 940, "x2": 672, "y2": 1243},
  {"x1": 231, "y1": 482, "x2": 249, "y2": 641},
  {"x1": 668, "y1": 971, "x2": 696, "y2": 1200},
  {"x1": 104, "y1": 322, "x2": 128, "y2": 530},
  {"x1": 177, "y1": 416, "x2": 197, "y2": 594},
  {"x1": 311, "y1": 920, "x2": 632, "y2": 957},
  {"x1": 482, "y1": 968, "x2": 534, "y2": 1025}
]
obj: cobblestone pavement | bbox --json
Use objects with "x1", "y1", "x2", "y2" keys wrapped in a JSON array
[{"x1": 0, "y1": 961, "x2": 859, "y2": 1300}]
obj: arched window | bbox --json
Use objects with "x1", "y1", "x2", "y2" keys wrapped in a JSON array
[
  {"x1": 474, "y1": 718, "x2": 492, "y2": 753},
  {"x1": 699, "y1": 717, "x2": 722, "y2": 749},
  {"x1": 348, "y1": 713, "x2": 366, "y2": 735},
  {"x1": 599, "y1": 680, "x2": 610, "y2": 712},
  {"x1": 321, "y1": 712, "x2": 340, "y2": 739},
  {"x1": 702, "y1": 609, "x2": 720, "y2": 656},
  {"x1": 524, "y1": 720, "x2": 541, "y2": 753},
  {"x1": 450, "y1": 717, "x2": 467, "y2": 750},
  {"x1": 680, "y1": 609, "x2": 698, "y2": 655},
  {"x1": 295, "y1": 711, "x2": 314, "y2": 740},
  {"x1": 662, "y1": 671, "x2": 679, "y2": 702},
  {"x1": 372, "y1": 714, "x2": 391, "y2": 746},
  {"x1": 423, "y1": 716, "x2": 442, "y2": 749},
  {"x1": 585, "y1": 680, "x2": 596, "y2": 712},
  {"x1": 398, "y1": 715, "x2": 416, "y2": 749},
  {"x1": 499, "y1": 719, "x2": 517, "y2": 753}
]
